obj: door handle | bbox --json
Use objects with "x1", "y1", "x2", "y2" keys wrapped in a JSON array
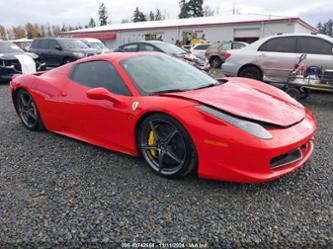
[{"x1": 61, "y1": 91, "x2": 67, "y2": 97}]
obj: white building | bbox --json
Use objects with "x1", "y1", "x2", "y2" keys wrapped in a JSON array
[{"x1": 62, "y1": 14, "x2": 318, "y2": 49}]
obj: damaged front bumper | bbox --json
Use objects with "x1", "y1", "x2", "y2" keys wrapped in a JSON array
[{"x1": 0, "y1": 60, "x2": 46, "y2": 82}]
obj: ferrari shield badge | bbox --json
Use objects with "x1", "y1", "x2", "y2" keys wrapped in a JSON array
[{"x1": 132, "y1": 101, "x2": 139, "y2": 111}]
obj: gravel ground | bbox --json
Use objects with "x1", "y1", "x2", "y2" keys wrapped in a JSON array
[{"x1": 0, "y1": 83, "x2": 332, "y2": 249}]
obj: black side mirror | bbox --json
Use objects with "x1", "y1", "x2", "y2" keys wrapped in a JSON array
[{"x1": 55, "y1": 45, "x2": 62, "y2": 51}]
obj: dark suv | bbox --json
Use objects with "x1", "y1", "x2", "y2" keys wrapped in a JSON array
[
  {"x1": 29, "y1": 38, "x2": 100, "y2": 67},
  {"x1": 114, "y1": 41, "x2": 209, "y2": 71}
]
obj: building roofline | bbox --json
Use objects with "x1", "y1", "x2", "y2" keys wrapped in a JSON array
[
  {"x1": 61, "y1": 16, "x2": 318, "y2": 35},
  {"x1": 295, "y1": 18, "x2": 319, "y2": 33}
]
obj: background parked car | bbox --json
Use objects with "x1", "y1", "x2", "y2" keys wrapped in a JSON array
[
  {"x1": 10, "y1": 38, "x2": 32, "y2": 52},
  {"x1": 190, "y1": 43, "x2": 210, "y2": 60},
  {"x1": 222, "y1": 33, "x2": 333, "y2": 82},
  {"x1": 206, "y1": 41, "x2": 248, "y2": 68},
  {"x1": 114, "y1": 41, "x2": 209, "y2": 71},
  {"x1": 0, "y1": 41, "x2": 46, "y2": 82},
  {"x1": 29, "y1": 38, "x2": 100, "y2": 67},
  {"x1": 78, "y1": 38, "x2": 110, "y2": 54}
]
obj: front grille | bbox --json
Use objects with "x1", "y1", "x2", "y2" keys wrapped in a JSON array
[
  {"x1": 270, "y1": 147, "x2": 303, "y2": 169},
  {"x1": 4, "y1": 60, "x2": 21, "y2": 72}
]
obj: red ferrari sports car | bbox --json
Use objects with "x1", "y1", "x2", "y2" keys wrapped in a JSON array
[{"x1": 10, "y1": 52, "x2": 316, "y2": 183}]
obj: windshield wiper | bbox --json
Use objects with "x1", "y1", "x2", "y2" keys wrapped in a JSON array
[
  {"x1": 151, "y1": 88, "x2": 190, "y2": 95},
  {"x1": 151, "y1": 81, "x2": 225, "y2": 95},
  {"x1": 192, "y1": 82, "x2": 222, "y2": 90}
]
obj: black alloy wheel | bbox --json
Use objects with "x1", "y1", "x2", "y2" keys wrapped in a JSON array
[
  {"x1": 15, "y1": 89, "x2": 44, "y2": 131},
  {"x1": 138, "y1": 114, "x2": 197, "y2": 178}
]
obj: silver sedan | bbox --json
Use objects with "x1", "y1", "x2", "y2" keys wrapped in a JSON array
[{"x1": 222, "y1": 33, "x2": 333, "y2": 82}]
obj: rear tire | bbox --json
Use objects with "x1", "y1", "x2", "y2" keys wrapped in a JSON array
[
  {"x1": 137, "y1": 113, "x2": 197, "y2": 178},
  {"x1": 300, "y1": 89, "x2": 310, "y2": 100},
  {"x1": 15, "y1": 88, "x2": 44, "y2": 131},
  {"x1": 63, "y1": 57, "x2": 74, "y2": 65},
  {"x1": 239, "y1": 66, "x2": 263, "y2": 81},
  {"x1": 209, "y1": 56, "x2": 222, "y2": 69},
  {"x1": 286, "y1": 87, "x2": 301, "y2": 100}
]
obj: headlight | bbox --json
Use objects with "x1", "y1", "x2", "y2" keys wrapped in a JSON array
[
  {"x1": 197, "y1": 105, "x2": 272, "y2": 139},
  {"x1": 72, "y1": 52, "x2": 85, "y2": 58}
]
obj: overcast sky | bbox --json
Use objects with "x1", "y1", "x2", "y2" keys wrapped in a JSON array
[{"x1": 0, "y1": 0, "x2": 331, "y2": 28}]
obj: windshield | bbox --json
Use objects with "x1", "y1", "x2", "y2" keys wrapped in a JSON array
[
  {"x1": 207, "y1": 42, "x2": 221, "y2": 50},
  {"x1": 0, "y1": 42, "x2": 24, "y2": 53},
  {"x1": 121, "y1": 54, "x2": 218, "y2": 95},
  {"x1": 59, "y1": 39, "x2": 89, "y2": 49},
  {"x1": 154, "y1": 43, "x2": 187, "y2": 55},
  {"x1": 89, "y1": 42, "x2": 106, "y2": 49}
]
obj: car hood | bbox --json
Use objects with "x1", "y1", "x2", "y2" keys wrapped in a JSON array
[
  {"x1": 0, "y1": 52, "x2": 38, "y2": 60},
  {"x1": 163, "y1": 78, "x2": 305, "y2": 127}
]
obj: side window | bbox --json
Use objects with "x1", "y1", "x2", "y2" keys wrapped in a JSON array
[
  {"x1": 70, "y1": 61, "x2": 131, "y2": 96},
  {"x1": 140, "y1": 44, "x2": 157, "y2": 51},
  {"x1": 31, "y1": 40, "x2": 40, "y2": 48},
  {"x1": 232, "y1": 43, "x2": 245, "y2": 49},
  {"x1": 121, "y1": 44, "x2": 138, "y2": 52},
  {"x1": 296, "y1": 37, "x2": 333, "y2": 55},
  {"x1": 49, "y1": 40, "x2": 59, "y2": 50},
  {"x1": 258, "y1": 37, "x2": 296, "y2": 53},
  {"x1": 221, "y1": 42, "x2": 232, "y2": 50},
  {"x1": 194, "y1": 44, "x2": 210, "y2": 50},
  {"x1": 39, "y1": 40, "x2": 49, "y2": 49}
]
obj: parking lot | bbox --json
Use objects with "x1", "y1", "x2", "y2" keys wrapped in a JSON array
[{"x1": 0, "y1": 82, "x2": 332, "y2": 248}]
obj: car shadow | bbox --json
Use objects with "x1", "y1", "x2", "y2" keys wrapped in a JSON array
[{"x1": 12, "y1": 118, "x2": 314, "y2": 196}]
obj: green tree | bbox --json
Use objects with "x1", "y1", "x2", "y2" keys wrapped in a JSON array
[
  {"x1": 179, "y1": 0, "x2": 190, "y2": 18},
  {"x1": 179, "y1": 0, "x2": 204, "y2": 18},
  {"x1": 133, "y1": 7, "x2": 146, "y2": 22},
  {"x1": 155, "y1": 8, "x2": 164, "y2": 20},
  {"x1": 88, "y1": 17, "x2": 96, "y2": 28},
  {"x1": 61, "y1": 24, "x2": 67, "y2": 32},
  {"x1": 318, "y1": 19, "x2": 333, "y2": 37},
  {"x1": 188, "y1": 0, "x2": 204, "y2": 17},
  {"x1": 139, "y1": 12, "x2": 147, "y2": 22},
  {"x1": 98, "y1": 3, "x2": 109, "y2": 26},
  {"x1": 133, "y1": 7, "x2": 140, "y2": 22},
  {"x1": 149, "y1": 11, "x2": 155, "y2": 21}
]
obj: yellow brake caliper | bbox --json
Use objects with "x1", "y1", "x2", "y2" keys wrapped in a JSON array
[
  {"x1": 148, "y1": 130, "x2": 158, "y2": 158},
  {"x1": 32, "y1": 102, "x2": 38, "y2": 117}
]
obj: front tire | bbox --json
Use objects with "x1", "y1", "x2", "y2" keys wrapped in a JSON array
[
  {"x1": 239, "y1": 66, "x2": 263, "y2": 81},
  {"x1": 15, "y1": 88, "x2": 44, "y2": 131},
  {"x1": 137, "y1": 113, "x2": 197, "y2": 178}
]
